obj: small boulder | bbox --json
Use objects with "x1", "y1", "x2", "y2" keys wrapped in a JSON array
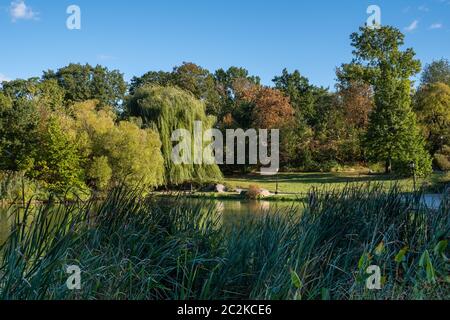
[
  {"x1": 215, "y1": 184, "x2": 227, "y2": 193},
  {"x1": 259, "y1": 188, "x2": 272, "y2": 197}
]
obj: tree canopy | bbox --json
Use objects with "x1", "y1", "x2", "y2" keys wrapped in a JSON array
[
  {"x1": 126, "y1": 85, "x2": 223, "y2": 185},
  {"x1": 421, "y1": 59, "x2": 450, "y2": 86},
  {"x1": 43, "y1": 63, "x2": 127, "y2": 108},
  {"x1": 414, "y1": 82, "x2": 450, "y2": 154},
  {"x1": 72, "y1": 100, "x2": 165, "y2": 190},
  {"x1": 344, "y1": 26, "x2": 431, "y2": 175},
  {"x1": 1, "y1": 22, "x2": 445, "y2": 198}
]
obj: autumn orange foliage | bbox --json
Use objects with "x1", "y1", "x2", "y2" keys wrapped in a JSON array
[{"x1": 241, "y1": 86, "x2": 295, "y2": 129}]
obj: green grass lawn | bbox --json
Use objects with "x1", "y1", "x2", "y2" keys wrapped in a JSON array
[{"x1": 225, "y1": 171, "x2": 449, "y2": 194}]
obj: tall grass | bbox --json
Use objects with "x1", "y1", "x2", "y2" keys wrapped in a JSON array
[{"x1": 0, "y1": 184, "x2": 448, "y2": 300}]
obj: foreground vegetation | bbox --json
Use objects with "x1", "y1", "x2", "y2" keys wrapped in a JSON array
[{"x1": 0, "y1": 185, "x2": 448, "y2": 300}]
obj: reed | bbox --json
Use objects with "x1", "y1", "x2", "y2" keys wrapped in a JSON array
[{"x1": 0, "y1": 184, "x2": 448, "y2": 300}]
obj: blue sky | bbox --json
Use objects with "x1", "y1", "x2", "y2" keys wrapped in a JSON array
[{"x1": 0, "y1": 0, "x2": 449, "y2": 88}]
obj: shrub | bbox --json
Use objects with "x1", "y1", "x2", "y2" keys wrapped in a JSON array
[
  {"x1": 246, "y1": 185, "x2": 262, "y2": 200},
  {"x1": 434, "y1": 153, "x2": 450, "y2": 171}
]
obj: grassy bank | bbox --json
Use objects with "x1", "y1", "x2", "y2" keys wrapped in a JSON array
[
  {"x1": 225, "y1": 172, "x2": 450, "y2": 194},
  {"x1": 0, "y1": 185, "x2": 448, "y2": 300},
  {"x1": 182, "y1": 192, "x2": 304, "y2": 202},
  {"x1": 174, "y1": 171, "x2": 450, "y2": 202}
]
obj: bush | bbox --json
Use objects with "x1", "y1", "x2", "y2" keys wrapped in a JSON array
[
  {"x1": 434, "y1": 145, "x2": 450, "y2": 171},
  {"x1": 434, "y1": 153, "x2": 450, "y2": 171},
  {"x1": 246, "y1": 184, "x2": 262, "y2": 200},
  {"x1": 391, "y1": 147, "x2": 433, "y2": 177}
]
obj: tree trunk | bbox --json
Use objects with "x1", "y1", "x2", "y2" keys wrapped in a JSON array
[{"x1": 385, "y1": 158, "x2": 392, "y2": 174}]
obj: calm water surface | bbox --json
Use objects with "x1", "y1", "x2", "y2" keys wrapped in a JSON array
[
  {"x1": 0, "y1": 195, "x2": 442, "y2": 245},
  {"x1": 0, "y1": 199, "x2": 302, "y2": 244}
]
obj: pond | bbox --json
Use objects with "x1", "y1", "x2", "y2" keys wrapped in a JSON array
[
  {"x1": 0, "y1": 199, "x2": 302, "y2": 245},
  {"x1": 421, "y1": 194, "x2": 443, "y2": 209},
  {"x1": 1, "y1": 194, "x2": 442, "y2": 245}
]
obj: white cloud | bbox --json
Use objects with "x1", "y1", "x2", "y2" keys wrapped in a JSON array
[
  {"x1": 429, "y1": 23, "x2": 443, "y2": 29},
  {"x1": 0, "y1": 73, "x2": 11, "y2": 82},
  {"x1": 405, "y1": 20, "x2": 419, "y2": 32},
  {"x1": 9, "y1": 1, "x2": 37, "y2": 21},
  {"x1": 418, "y1": 5, "x2": 430, "y2": 12}
]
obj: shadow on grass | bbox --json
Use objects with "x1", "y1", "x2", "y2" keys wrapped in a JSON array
[{"x1": 226, "y1": 172, "x2": 404, "y2": 185}]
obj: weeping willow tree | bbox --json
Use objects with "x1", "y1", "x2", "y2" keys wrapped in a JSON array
[{"x1": 126, "y1": 85, "x2": 223, "y2": 186}]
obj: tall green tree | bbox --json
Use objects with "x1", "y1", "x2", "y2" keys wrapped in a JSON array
[
  {"x1": 43, "y1": 64, "x2": 127, "y2": 108},
  {"x1": 172, "y1": 62, "x2": 221, "y2": 115},
  {"x1": 0, "y1": 79, "x2": 83, "y2": 193},
  {"x1": 414, "y1": 82, "x2": 450, "y2": 154},
  {"x1": 130, "y1": 71, "x2": 173, "y2": 95},
  {"x1": 0, "y1": 94, "x2": 87, "y2": 194},
  {"x1": 30, "y1": 115, "x2": 85, "y2": 193},
  {"x1": 421, "y1": 59, "x2": 450, "y2": 86},
  {"x1": 0, "y1": 98, "x2": 39, "y2": 173},
  {"x1": 126, "y1": 86, "x2": 223, "y2": 186},
  {"x1": 272, "y1": 69, "x2": 317, "y2": 126},
  {"x1": 0, "y1": 78, "x2": 65, "y2": 112},
  {"x1": 131, "y1": 65, "x2": 261, "y2": 124},
  {"x1": 72, "y1": 100, "x2": 165, "y2": 190},
  {"x1": 273, "y1": 69, "x2": 351, "y2": 169},
  {"x1": 346, "y1": 26, "x2": 431, "y2": 175},
  {"x1": 214, "y1": 67, "x2": 260, "y2": 122},
  {"x1": 130, "y1": 62, "x2": 221, "y2": 115}
]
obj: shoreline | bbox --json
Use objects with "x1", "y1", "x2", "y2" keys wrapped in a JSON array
[{"x1": 0, "y1": 190, "x2": 447, "y2": 205}]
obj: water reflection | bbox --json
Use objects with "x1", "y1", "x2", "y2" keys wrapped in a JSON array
[
  {"x1": 213, "y1": 199, "x2": 298, "y2": 215},
  {"x1": 0, "y1": 199, "x2": 301, "y2": 244},
  {"x1": 207, "y1": 199, "x2": 302, "y2": 230}
]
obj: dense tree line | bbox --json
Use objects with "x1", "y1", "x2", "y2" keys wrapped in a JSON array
[{"x1": 1, "y1": 26, "x2": 449, "y2": 196}]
